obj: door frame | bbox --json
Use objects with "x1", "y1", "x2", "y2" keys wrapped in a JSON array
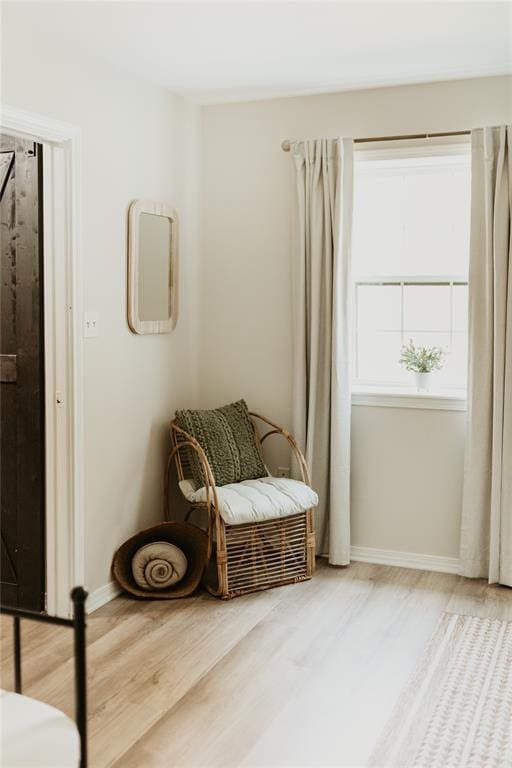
[{"x1": 1, "y1": 105, "x2": 84, "y2": 617}]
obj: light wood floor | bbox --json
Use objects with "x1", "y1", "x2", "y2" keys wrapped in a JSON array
[{"x1": 2, "y1": 561, "x2": 511, "y2": 767}]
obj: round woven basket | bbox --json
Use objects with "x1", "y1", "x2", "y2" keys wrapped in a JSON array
[{"x1": 112, "y1": 522, "x2": 208, "y2": 599}]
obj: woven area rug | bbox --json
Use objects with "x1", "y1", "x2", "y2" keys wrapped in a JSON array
[{"x1": 369, "y1": 613, "x2": 512, "y2": 768}]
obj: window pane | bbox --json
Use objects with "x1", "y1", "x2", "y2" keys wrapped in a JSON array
[
  {"x1": 432, "y1": 333, "x2": 467, "y2": 389},
  {"x1": 401, "y1": 167, "x2": 470, "y2": 276},
  {"x1": 447, "y1": 332, "x2": 467, "y2": 388},
  {"x1": 402, "y1": 171, "x2": 434, "y2": 268},
  {"x1": 357, "y1": 285, "x2": 401, "y2": 331},
  {"x1": 403, "y1": 285, "x2": 451, "y2": 332},
  {"x1": 353, "y1": 154, "x2": 470, "y2": 279},
  {"x1": 357, "y1": 331, "x2": 406, "y2": 382},
  {"x1": 353, "y1": 174, "x2": 405, "y2": 276},
  {"x1": 452, "y1": 285, "x2": 468, "y2": 332}
]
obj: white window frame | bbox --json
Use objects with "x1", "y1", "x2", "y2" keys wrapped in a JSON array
[{"x1": 351, "y1": 141, "x2": 470, "y2": 412}]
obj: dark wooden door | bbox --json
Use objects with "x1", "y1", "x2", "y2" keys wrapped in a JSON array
[{"x1": 1, "y1": 134, "x2": 45, "y2": 610}]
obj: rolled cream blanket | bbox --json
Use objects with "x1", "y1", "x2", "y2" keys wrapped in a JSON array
[{"x1": 131, "y1": 541, "x2": 187, "y2": 590}]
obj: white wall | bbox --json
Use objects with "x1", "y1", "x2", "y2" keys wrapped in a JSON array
[
  {"x1": 200, "y1": 76, "x2": 512, "y2": 560},
  {"x1": 1, "y1": 5, "x2": 202, "y2": 594}
]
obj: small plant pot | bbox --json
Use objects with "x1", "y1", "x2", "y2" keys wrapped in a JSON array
[{"x1": 415, "y1": 372, "x2": 431, "y2": 391}]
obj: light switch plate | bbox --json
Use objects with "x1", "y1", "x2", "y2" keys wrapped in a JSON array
[{"x1": 83, "y1": 311, "x2": 100, "y2": 338}]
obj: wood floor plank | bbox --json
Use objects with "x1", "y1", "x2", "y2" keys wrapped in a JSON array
[
  {"x1": 243, "y1": 569, "x2": 461, "y2": 767},
  {"x1": 446, "y1": 576, "x2": 512, "y2": 620},
  {"x1": 1, "y1": 562, "x2": 510, "y2": 768},
  {"x1": 116, "y1": 566, "x2": 460, "y2": 768},
  {"x1": 4, "y1": 587, "x2": 283, "y2": 766},
  {"x1": 112, "y1": 565, "x2": 377, "y2": 767},
  {"x1": 88, "y1": 589, "x2": 283, "y2": 766}
]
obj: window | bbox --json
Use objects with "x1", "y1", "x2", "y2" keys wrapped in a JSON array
[{"x1": 352, "y1": 145, "x2": 471, "y2": 395}]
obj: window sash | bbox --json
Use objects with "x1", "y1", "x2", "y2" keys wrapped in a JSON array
[{"x1": 353, "y1": 277, "x2": 468, "y2": 386}]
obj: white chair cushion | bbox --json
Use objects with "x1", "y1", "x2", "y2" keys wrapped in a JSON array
[
  {"x1": 1, "y1": 690, "x2": 80, "y2": 767},
  {"x1": 179, "y1": 476, "x2": 318, "y2": 526}
]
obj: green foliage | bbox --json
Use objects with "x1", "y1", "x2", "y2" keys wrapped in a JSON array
[{"x1": 399, "y1": 339, "x2": 445, "y2": 373}]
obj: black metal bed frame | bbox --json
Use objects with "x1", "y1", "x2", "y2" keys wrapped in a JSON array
[{"x1": 0, "y1": 586, "x2": 88, "y2": 768}]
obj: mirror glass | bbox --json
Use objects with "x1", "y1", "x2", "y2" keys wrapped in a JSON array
[
  {"x1": 128, "y1": 200, "x2": 178, "y2": 334},
  {"x1": 138, "y1": 212, "x2": 173, "y2": 322}
]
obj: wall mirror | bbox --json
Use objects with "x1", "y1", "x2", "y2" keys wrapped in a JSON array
[{"x1": 128, "y1": 199, "x2": 178, "y2": 334}]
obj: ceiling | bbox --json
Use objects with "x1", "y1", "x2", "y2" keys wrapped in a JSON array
[{"x1": 6, "y1": 1, "x2": 512, "y2": 104}]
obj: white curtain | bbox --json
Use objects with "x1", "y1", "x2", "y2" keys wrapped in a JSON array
[
  {"x1": 460, "y1": 126, "x2": 512, "y2": 586},
  {"x1": 291, "y1": 138, "x2": 353, "y2": 564}
]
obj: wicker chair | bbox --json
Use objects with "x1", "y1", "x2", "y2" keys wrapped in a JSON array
[{"x1": 165, "y1": 412, "x2": 316, "y2": 599}]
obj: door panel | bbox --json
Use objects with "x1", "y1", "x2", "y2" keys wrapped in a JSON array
[{"x1": 0, "y1": 133, "x2": 45, "y2": 610}]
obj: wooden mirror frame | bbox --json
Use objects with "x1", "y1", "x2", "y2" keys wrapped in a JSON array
[{"x1": 127, "y1": 199, "x2": 178, "y2": 334}]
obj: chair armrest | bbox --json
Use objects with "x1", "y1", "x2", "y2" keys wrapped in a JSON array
[
  {"x1": 166, "y1": 424, "x2": 221, "y2": 562},
  {"x1": 169, "y1": 421, "x2": 217, "y2": 488},
  {"x1": 249, "y1": 412, "x2": 311, "y2": 486}
]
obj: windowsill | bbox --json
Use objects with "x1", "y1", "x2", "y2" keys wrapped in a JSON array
[{"x1": 351, "y1": 385, "x2": 467, "y2": 411}]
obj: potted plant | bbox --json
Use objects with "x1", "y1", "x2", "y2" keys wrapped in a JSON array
[{"x1": 399, "y1": 339, "x2": 445, "y2": 391}]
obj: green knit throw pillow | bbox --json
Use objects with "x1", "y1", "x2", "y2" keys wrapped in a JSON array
[{"x1": 175, "y1": 399, "x2": 267, "y2": 487}]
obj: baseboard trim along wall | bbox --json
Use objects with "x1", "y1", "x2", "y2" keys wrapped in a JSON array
[
  {"x1": 86, "y1": 580, "x2": 121, "y2": 614},
  {"x1": 86, "y1": 548, "x2": 460, "y2": 613},
  {"x1": 350, "y1": 546, "x2": 460, "y2": 575}
]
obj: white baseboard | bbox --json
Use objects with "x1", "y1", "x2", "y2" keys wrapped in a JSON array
[
  {"x1": 86, "y1": 580, "x2": 121, "y2": 614},
  {"x1": 85, "y1": 549, "x2": 459, "y2": 613},
  {"x1": 350, "y1": 545, "x2": 460, "y2": 575}
]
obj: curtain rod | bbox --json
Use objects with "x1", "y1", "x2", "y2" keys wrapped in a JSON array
[{"x1": 281, "y1": 130, "x2": 470, "y2": 152}]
